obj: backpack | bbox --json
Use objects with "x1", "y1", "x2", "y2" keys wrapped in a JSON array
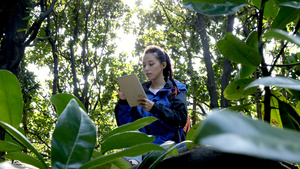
[{"x1": 169, "y1": 78, "x2": 191, "y2": 142}]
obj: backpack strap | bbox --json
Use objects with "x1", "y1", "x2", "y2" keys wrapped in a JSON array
[{"x1": 168, "y1": 78, "x2": 191, "y2": 142}]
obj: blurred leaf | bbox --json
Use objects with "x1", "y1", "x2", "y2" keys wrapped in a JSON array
[
  {"x1": 148, "y1": 141, "x2": 192, "y2": 169},
  {"x1": 271, "y1": 7, "x2": 299, "y2": 29},
  {"x1": 51, "y1": 99, "x2": 96, "y2": 169},
  {"x1": 224, "y1": 78, "x2": 257, "y2": 100},
  {"x1": 92, "y1": 150, "x2": 131, "y2": 169},
  {"x1": 264, "y1": 0, "x2": 280, "y2": 18},
  {"x1": 138, "y1": 150, "x2": 165, "y2": 169},
  {"x1": 185, "y1": 122, "x2": 202, "y2": 150},
  {"x1": 182, "y1": 0, "x2": 248, "y2": 16},
  {"x1": 0, "y1": 140, "x2": 23, "y2": 152},
  {"x1": 277, "y1": 99, "x2": 300, "y2": 131},
  {"x1": 246, "y1": 76, "x2": 300, "y2": 90},
  {"x1": 101, "y1": 131, "x2": 155, "y2": 154},
  {"x1": 50, "y1": 93, "x2": 86, "y2": 117},
  {"x1": 194, "y1": 108, "x2": 300, "y2": 163},
  {"x1": 80, "y1": 143, "x2": 165, "y2": 169},
  {"x1": 0, "y1": 121, "x2": 47, "y2": 169},
  {"x1": 278, "y1": 1, "x2": 300, "y2": 8},
  {"x1": 217, "y1": 33, "x2": 262, "y2": 67},
  {"x1": 102, "y1": 117, "x2": 158, "y2": 141},
  {"x1": 227, "y1": 103, "x2": 252, "y2": 111},
  {"x1": 3, "y1": 152, "x2": 46, "y2": 169},
  {"x1": 263, "y1": 29, "x2": 300, "y2": 45},
  {"x1": 0, "y1": 70, "x2": 23, "y2": 128},
  {"x1": 245, "y1": 31, "x2": 259, "y2": 51},
  {"x1": 262, "y1": 90, "x2": 283, "y2": 127}
]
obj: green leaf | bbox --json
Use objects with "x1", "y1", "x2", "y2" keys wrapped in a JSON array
[
  {"x1": 51, "y1": 99, "x2": 97, "y2": 169},
  {"x1": 110, "y1": 158, "x2": 132, "y2": 169},
  {"x1": 138, "y1": 150, "x2": 165, "y2": 169},
  {"x1": 50, "y1": 93, "x2": 86, "y2": 117},
  {"x1": 264, "y1": 29, "x2": 300, "y2": 45},
  {"x1": 102, "y1": 117, "x2": 158, "y2": 141},
  {"x1": 80, "y1": 143, "x2": 165, "y2": 169},
  {"x1": 278, "y1": 1, "x2": 300, "y2": 8},
  {"x1": 224, "y1": 78, "x2": 257, "y2": 100},
  {"x1": 217, "y1": 33, "x2": 262, "y2": 67},
  {"x1": 148, "y1": 141, "x2": 192, "y2": 169},
  {"x1": 236, "y1": 31, "x2": 258, "y2": 79},
  {"x1": 0, "y1": 70, "x2": 23, "y2": 128},
  {"x1": 182, "y1": 0, "x2": 248, "y2": 15},
  {"x1": 264, "y1": 0, "x2": 280, "y2": 18},
  {"x1": 92, "y1": 150, "x2": 132, "y2": 169},
  {"x1": 271, "y1": 7, "x2": 299, "y2": 30},
  {"x1": 0, "y1": 121, "x2": 47, "y2": 169},
  {"x1": 227, "y1": 103, "x2": 252, "y2": 111},
  {"x1": 185, "y1": 122, "x2": 202, "y2": 150},
  {"x1": 195, "y1": 108, "x2": 300, "y2": 163},
  {"x1": 237, "y1": 65, "x2": 257, "y2": 79},
  {"x1": 3, "y1": 152, "x2": 46, "y2": 169},
  {"x1": 101, "y1": 131, "x2": 155, "y2": 154},
  {"x1": 245, "y1": 76, "x2": 300, "y2": 90},
  {"x1": 0, "y1": 140, "x2": 23, "y2": 152},
  {"x1": 245, "y1": 31, "x2": 258, "y2": 51},
  {"x1": 277, "y1": 98, "x2": 300, "y2": 131}
]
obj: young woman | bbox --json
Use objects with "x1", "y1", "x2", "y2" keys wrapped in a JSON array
[{"x1": 115, "y1": 45, "x2": 188, "y2": 145}]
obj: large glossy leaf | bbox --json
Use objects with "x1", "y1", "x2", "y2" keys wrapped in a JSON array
[
  {"x1": 261, "y1": 90, "x2": 282, "y2": 127},
  {"x1": 148, "y1": 141, "x2": 192, "y2": 169},
  {"x1": 3, "y1": 152, "x2": 46, "y2": 169},
  {"x1": 223, "y1": 78, "x2": 257, "y2": 100},
  {"x1": 0, "y1": 140, "x2": 23, "y2": 152},
  {"x1": 185, "y1": 122, "x2": 202, "y2": 150},
  {"x1": 0, "y1": 121, "x2": 48, "y2": 169},
  {"x1": 278, "y1": 1, "x2": 300, "y2": 8},
  {"x1": 236, "y1": 31, "x2": 259, "y2": 79},
  {"x1": 264, "y1": 0, "x2": 280, "y2": 18},
  {"x1": 51, "y1": 99, "x2": 96, "y2": 169},
  {"x1": 264, "y1": 29, "x2": 300, "y2": 45},
  {"x1": 92, "y1": 150, "x2": 132, "y2": 169},
  {"x1": 102, "y1": 116, "x2": 158, "y2": 141},
  {"x1": 0, "y1": 70, "x2": 23, "y2": 128},
  {"x1": 101, "y1": 131, "x2": 155, "y2": 154},
  {"x1": 182, "y1": 0, "x2": 248, "y2": 16},
  {"x1": 246, "y1": 76, "x2": 300, "y2": 90},
  {"x1": 217, "y1": 33, "x2": 262, "y2": 67},
  {"x1": 194, "y1": 108, "x2": 300, "y2": 163},
  {"x1": 80, "y1": 143, "x2": 165, "y2": 169},
  {"x1": 271, "y1": 6, "x2": 299, "y2": 30},
  {"x1": 50, "y1": 93, "x2": 86, "y2": 117}
]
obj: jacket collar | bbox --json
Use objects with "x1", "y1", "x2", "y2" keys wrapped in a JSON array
[{"x1": 142, "y1": 78, "x2": 173, "y2": 92}]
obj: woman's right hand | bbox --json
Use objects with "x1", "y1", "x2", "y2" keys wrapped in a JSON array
[{"x1": 115, "y1": 87, "x2": 126, "y2": 100}]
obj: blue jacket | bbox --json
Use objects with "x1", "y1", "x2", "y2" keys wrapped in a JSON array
[{"x1": 115, "y1": 78, "x2": 188, "y2": 145}]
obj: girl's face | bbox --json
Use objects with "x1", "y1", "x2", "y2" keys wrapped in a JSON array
[{"x1": 142, "y1": 53, "x2": 166, "y2": 81}]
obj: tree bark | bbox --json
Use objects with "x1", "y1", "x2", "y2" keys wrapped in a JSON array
[
  {"x1": 0, "y1": 0, "x2": 29, "y2": 76},
  {"x1": 196, "y1": 13, "x2": 218, "y2": 109},
  {"x1": 70, "y1": 9, "x2": 80, "y2": 99},
  {"x1": 221, "y1": 14, "x2": 234, "y2": 108}
]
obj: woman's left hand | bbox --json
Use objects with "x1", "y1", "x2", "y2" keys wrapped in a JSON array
[{"x1": 137, "y1": 95, "x2": 154, "y2": 112}]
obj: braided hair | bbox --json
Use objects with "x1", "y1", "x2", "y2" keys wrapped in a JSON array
[{"x1": 144, "y1": 45, "x2": 173, "y2": 81}]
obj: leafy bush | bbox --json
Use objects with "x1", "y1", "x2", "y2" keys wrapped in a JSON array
[{"x1": 2, "y1": 69, "x2": 300, "y2": 168}]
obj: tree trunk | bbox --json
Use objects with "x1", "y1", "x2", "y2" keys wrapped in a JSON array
[
  {"x1": 196, "y1": 13, "x2": 219, "y2": 109},
  {"x1": 70, "y1": 10, "x2": 80, "y2": 99},
  {"x1": 221, "y1": 14, "x2": 234, "y2": 108},
  {"x1": 0, "y1": 0, "x2": 29, "y2": 76}
]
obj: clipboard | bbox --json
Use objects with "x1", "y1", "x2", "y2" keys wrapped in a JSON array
[{"x1": 117, "y1": 74, "x2": 147, "y2": 107}]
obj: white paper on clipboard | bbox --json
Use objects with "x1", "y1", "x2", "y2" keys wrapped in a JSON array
[{"x1": 117, "y1": 74, "x2": 147, "y2": 107}]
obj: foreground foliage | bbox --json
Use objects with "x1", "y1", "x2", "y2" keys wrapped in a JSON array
[{"x1": 1, "y1": 69, "x2": 300, "y2": 168}]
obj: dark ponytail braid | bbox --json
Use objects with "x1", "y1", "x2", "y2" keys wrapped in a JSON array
[{"x1": 144, "y1": 45, "x2": 173, "y2": 81}]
